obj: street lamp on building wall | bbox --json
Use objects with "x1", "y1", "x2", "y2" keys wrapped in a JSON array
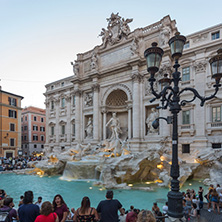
[{"x1": 144, "y1": 32, "x2": 222, "y2": 219}]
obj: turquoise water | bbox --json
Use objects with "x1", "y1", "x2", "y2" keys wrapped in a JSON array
[{"x1": 0, "y1": 174, "x2": 208, "y2": 211}]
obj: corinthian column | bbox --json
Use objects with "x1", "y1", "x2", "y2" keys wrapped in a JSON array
[
  {"x1": 74, "y1": 89, "x2": 82, "y2": 142},
  {"x1": 66, "y1": 95, "x2": 71, "y2": 145},
  {"x1": 55, "y1": 98, "x2": 60, "y2": 144},
  {"x1": 92, "y1": 84, "x2": 100, "y2": 141},
  {"x1": 132, "y1": 68, "x2": 141, "y2": 139}
]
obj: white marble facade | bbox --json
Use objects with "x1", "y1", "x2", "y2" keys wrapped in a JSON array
[{"x1": 44, "y1": 14, "x2": 222, "y2": 161}]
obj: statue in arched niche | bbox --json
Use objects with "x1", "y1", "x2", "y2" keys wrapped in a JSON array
[
  {"x1": 85, "y1": 117, "x2": 93, "y2": 139},
  {"x1": 106, "y1": 112, "x2": 122, "y2": 140}
]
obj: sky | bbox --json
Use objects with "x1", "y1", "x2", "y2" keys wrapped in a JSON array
[{"x1": 1, "y1": 0, "x2": 222, "y2": 109}]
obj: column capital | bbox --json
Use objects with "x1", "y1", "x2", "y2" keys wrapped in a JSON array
[
  {"x1": 74, "y1": 89, "x2": 82, "y2": 97},
  {"x1": 92, "y1": 83, "x2": 100, "y2": 92},
  {"x1": 131, "y1": 73, "x2": 143, "y2": 83},
  {"x1": 101, "y1": 106, "x2": 107, "y2": 113}
]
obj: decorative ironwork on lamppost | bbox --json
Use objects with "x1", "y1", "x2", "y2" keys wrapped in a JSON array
[{"x1": 144, "y1": 32, "x2": 222, "y2": 219}]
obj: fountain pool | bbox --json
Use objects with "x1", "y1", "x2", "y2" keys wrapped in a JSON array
[{"x1": 0, "y1": 173, "x2": 208, "y2": 210}]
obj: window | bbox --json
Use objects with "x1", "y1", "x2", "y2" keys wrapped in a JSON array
[
  {"x1": 24, "y1": 125, "x2": 27, "y2": 131},
  {"x1": 41, "y1": 135, "x2": 44, "y2": 141},
  {"x1": 41, "y1": 117, "x2": 44, "y2": 122},
  {"x1": 24, "y1": 135, "x2": 27, "y2": 141},
  {"x1": 25, "y1": 116, "x2": 27, "y2": 121},
  {"x1": 61, "y1": 82, "x2": 64, "y2": 87},
  {"x1": 182, "y1": 144, "x2": 190, "y2": 153},
  {"x1": 212, "y1": 143, "x2": 221, "y2": 149},
  {"x1": 10, "y1": 123, "x2": 15, "y2": 131},
  {"x1": 8, "y1": 97, "x2": 17, "y2": 106},
  {"x1": 51, "y1": 126, "x2": 54, "y2": 136},
  {"x1": 10, "y1": 138, "x2": 15, "y2": 146},
  {"x1": 212, "y1": 31, "x2": 220, "y2": 40},
  {"x1": 61, "y1": 98, "x2": 65, "y2": 108},
  {"x1": 41, "y1": 145, "x2": 44, "y2": 149},
  {"x1": 21, "y1": 117, "x2": 23, "y2": 122},
  {"x1": 8, "y1": 110, "x2": 17, "y2": 118},
  {"x1": 61, "y1": 146, "x2": 65, "y2": 150},
  {"x1": 212, "y1": 106, "x2": 221, "y2": 122},
  {"x1": 184, "y1": 41, "x2": 190, "y2": 49},
  {"x1": 61, "y1": 125, "x2": 65, "y2": 135},
  {"x1": 51, "y1": 85, "x2": 54, "y2": 90},
  {"x1": 182, "y1": 67, "x2": 190, "y2": 81},
  {"x1": 72, "y1": 123, "x2": 75, "y2": 136},
  {"x1": 73, "y1": 96, "x2": 76, "y2": 107},
  {"x1": 33, "y1": 125, "x2": 38, "y2": 131},
  {"x1": 51, "y1": 101, "x2": 54, "y2": 110},
  {"x1": 34, "y1": 144, "x2": 37, "y2": 148},
  {"x1": 21, "y1": 136, "x2": 23, "y2": 141},
  {"x1": 34, "y1": 116, "x2": 37, "y2": 121},
  {"x1": 33, "y1": 135, "x2": 38, "y2": 141},
  {"x1": 40, "y1": 126, "x2": 45, "y2": 132},
  {"x1": 182, "y1": 110, "x2": 190, "y2": 124}
]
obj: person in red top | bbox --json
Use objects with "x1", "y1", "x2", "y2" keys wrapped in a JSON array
[
  {"x1": 35, "y1": 201, "x2": 58, "y2": 222},
  {"x1": 126, "y1": 209, "x2": 137, "y2": 222},
  {"x1": 53, "y1": 194, "x2": 68, "y2": 222}
]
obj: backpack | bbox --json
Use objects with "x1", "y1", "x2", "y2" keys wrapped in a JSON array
[{"x1": 0, "y1": 208, "x2": 12, "y2": 222}]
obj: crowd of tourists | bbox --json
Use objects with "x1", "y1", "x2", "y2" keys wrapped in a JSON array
[
  {"x1": 0, "y1": 184, "x2": 222, "y2": 222},
  {"x1": 0, "y1": 156, "x2": 41, "y2": 171}
]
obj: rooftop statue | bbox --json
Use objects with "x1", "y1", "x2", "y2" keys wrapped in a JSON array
[{"x1": 99, "y1": 13, "x2": 133, "y2": 48}]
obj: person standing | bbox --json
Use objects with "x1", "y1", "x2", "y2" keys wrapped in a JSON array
[
  {"x1": 0, "y1": 197, "x2": 18, "y2": 222},
  {"x1": 52, "y1": 194, "x2": 68, "y2": 222},
  {"x1": 18, "y1": 190, "x2": 40, "y2": 222},
  {"x1": 73, "y1": 196, "x2": 99, "y2": 222},
  {"x1": 34, "y1": 201, "x2": 58, "y2": 222},
  {"x1": 97, "y1": 190, "x2": 122, "y2": 222},
  {"x1": 35, "y1": 197, "x2": 43, "y2": 209}
]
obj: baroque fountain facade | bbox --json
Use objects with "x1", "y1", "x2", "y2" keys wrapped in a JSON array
[{"x1": 40, "y1": 14, "x2": 222, "y2": 188}]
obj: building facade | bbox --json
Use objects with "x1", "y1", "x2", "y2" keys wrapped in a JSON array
[
  {"x1": 44, "y1": 15, "x2": 222, "y2": 162},
  {"x1": 0, "y1": 88, "x2": 23, "y2": 158},
  {"x1": 21, "y1": 106, "x2": 46, "y2": 156}
]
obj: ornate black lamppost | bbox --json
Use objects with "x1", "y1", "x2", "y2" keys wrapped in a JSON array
[{"x1": 144, "y1": 32, "x2": 222, "y2": 219}]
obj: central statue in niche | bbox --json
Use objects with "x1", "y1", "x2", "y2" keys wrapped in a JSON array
[{"x1": 106, "y1": 112, "x2": 122, "y2": 140}]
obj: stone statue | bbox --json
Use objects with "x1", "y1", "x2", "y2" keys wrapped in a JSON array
[
  {"x1": 91, "y1": 53, "x2": 98, "y2": 70},
  {"x1": 84, "y1": 92, "x2": 93, "y2": 107},
  {"x1": 130, "y1": 38, "x2": 138, "y2": 56},
  {"x1": 106, "y1": 113, "x2": 122, "y2": 140},
  {"x1": 71, "y1": 62, "x2": 79, "y2": 75},
  {"x1": 99, "y1": 28, "x2": 110, "y2": 47},
  {"x1": 159, "y1": 26, "x2": 171, "y2": 47},
  {"x1": 146, "y1": 108, "x2": 159, "y2": 134},
  {"x1": 120, "y1": 18, "x2": 133, "y2": 36},
  {"x1": 85, "y1": 117, "x2": 93, "y2": 139},
  {"x1": 99, "y1": 13, "x2": 133, "y2": 47}
]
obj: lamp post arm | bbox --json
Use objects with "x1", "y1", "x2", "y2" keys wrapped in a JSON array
[{"x1": 179, "y1": 85, "x2": 220, "y2": 107}]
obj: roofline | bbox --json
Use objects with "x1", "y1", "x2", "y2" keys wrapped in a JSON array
[{"x1": 0, "y1": 90, "x2": 24, "y2": 99}]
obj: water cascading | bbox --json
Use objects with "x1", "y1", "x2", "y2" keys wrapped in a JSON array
[{"x1": 61, "y1": 160, "x2": 100, "y2": 180}]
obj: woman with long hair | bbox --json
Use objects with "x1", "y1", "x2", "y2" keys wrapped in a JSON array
[
  {"x1": 52, "y1": 194, "x2": 68, "y2": 222},
  {"x1": 73, "y1": 196, "x2": 99, "y2": 222},
  {"x1": 211, "y1": 188, "x2": 220, "y2": 214},
  {"x1": 137, "y1": 210, "x2": 156, "y2": 222},
  {"x1": 35, "y1": 201, "x2": 59, "y2": 222}
]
